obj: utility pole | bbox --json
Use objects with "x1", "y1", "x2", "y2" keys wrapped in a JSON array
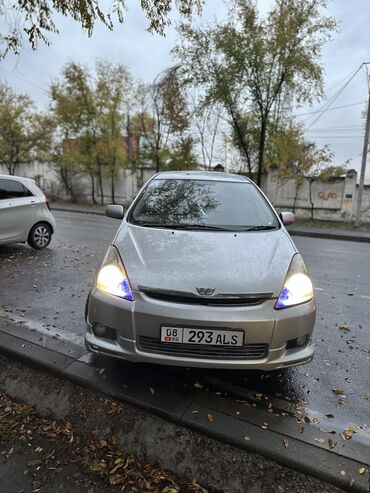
[{"x1": 354, "y1": 72, "x2": 370, "y2": 227}]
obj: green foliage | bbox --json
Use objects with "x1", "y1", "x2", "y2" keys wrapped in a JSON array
[
  {"x1": 0, "y1": 82, "x2": 53, "y2": 175},
  {"x1": 174, "y1": 0, "x2": 337, "y2": 184},
  {"x1": 0, "y1": 0, "x2": 202, "y2": 58},
  {"x1": 266, "y1": 122, "x2": 333, "y2": 180}
]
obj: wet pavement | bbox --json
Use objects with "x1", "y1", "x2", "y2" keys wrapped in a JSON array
[{"x1": 0, "y1": 210, "x2": 369, "y2": 432}]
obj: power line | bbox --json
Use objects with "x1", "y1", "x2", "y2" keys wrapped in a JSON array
[
  {"x1": 305, "y1": 65, "x2": 364, "y2": 130},
  {"x1": 296, "y1": 101, "x2": 364, "y2": 117},
  {"x1": 306, "y1": 125, "x2": 363, "y2": 131}
]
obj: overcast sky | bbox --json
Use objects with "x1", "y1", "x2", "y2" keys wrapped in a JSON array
[{"x1": 1, "y1": 0, "x2": 369, "y2": 176}]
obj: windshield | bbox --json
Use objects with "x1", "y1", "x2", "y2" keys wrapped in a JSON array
[{"x1": 129, "y1": 179, "x2": 279, "y2": 231}]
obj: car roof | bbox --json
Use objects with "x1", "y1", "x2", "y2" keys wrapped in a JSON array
[
  {"x1": 154, "y1": 171, "x2": 252, "y2": 183},
  {"x1": 0, "y1": 174, "x2": 35, "y2": 184}
]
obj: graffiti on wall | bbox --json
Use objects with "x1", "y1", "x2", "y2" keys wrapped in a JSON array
[{"x1": 317, "y1": 191, "x2": 338, "y2": 201}]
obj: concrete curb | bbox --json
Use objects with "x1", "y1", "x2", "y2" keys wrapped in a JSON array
[
  {"x1": 52, "y1": 206, "x2": 106, "y2": 216},
  {"x1": 52, "y1": 206, "x2": 370, "y2": 243},
  {"x1": 0, "y1": 320, "x2": 369, "y2": 492},
  {"x1": 287, "y1": 229, "x2": 370, "y2": 243}
]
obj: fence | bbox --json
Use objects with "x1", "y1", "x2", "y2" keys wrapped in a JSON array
[
  {"x1": 1, "y1": 162, "x2": 370, "y2": 222},
  {"x1": 262, "y1": 168, "x2": 370, "y2": 223},
  {"x1": 0, "y1": 162, "x2": 156, "y2": 205}
]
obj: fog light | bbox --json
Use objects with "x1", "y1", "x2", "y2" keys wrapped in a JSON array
[
  {"x1": 286, "y1": 335, "x2": 309, "y2": 349},
  {"x1": 93, "y1": 323, "x2": 106, "y2": 336},
  {"x1": 92, "y1": 323, "x2": 116, "y2": 340}
]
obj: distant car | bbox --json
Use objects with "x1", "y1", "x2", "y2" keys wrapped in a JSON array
[
  {"x1": 0, "y1": 175, "x2": 56, "y2": 249},
  {"x1": 85, "y1": 171, "x2": 316, "y2": 370}
]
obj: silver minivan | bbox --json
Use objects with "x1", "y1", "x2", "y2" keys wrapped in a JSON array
[
  {"x1": 86, "y1": 171, "x2": 316, "y2": 370},
  {"x1": 0, "y1": 175, "x2": 56, "y2": 249}
]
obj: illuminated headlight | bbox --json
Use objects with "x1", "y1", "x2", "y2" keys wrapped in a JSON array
[
  {"x1": 275, "y1": 254, "x2": 313, "y2": 309},
  {"x1": 96, "y1": 246, "x2": 134, "y2": 301}
]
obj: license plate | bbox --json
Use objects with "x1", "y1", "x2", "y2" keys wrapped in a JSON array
[{"x1": 160, "y1": 326, "x2": 244, "y2": 346}]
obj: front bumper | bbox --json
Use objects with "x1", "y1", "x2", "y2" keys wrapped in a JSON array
[{"x1": 85, "y1": 288, "x2": 316, "y2": 370}]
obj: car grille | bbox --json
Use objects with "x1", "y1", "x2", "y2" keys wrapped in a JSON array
[
  {"x1": 137, "y1": 336, "x2": 268, "y2": 360},
  {"x1": 142, "y1": 291, "x2": 270, "y2": 306}
]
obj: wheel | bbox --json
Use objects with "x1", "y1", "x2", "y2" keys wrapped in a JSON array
[{"x1": 28, "y1": 223, "x2": 52, "y2": 250}]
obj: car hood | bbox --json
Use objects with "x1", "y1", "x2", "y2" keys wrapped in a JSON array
[{"x1": 114, "y1": 224, "x2": 296, "y2": 298}]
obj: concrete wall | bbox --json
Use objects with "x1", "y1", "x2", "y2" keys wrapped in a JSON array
[
  {"x1": 0, "y1": 162, "x2": 156, "y2": 205},
  {"x1": 262, "y1": 168, "x2": 370, "y2": 223},
  {"x1": 2, "y1": 161, "x2": 370, "y2": 222}
]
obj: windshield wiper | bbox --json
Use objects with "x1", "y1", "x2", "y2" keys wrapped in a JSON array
[
  {"x1": 132, "y1": 221, "x2": 228, "y2": 231},
  {"x1": 244, "y1": 225, "x2": 278, "y2": 231}
]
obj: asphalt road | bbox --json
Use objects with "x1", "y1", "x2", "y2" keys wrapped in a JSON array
[{"x1": 0, "y1": 210, "x2": 369, "y2": 433}]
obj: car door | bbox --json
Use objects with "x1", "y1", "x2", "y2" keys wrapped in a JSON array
[{"x1": 0, "y1": 178, "x2": 36, "y2": 244}]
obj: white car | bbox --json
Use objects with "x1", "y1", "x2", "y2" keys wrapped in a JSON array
[{"x1": 0, "y1": 175, "x2": 56, "y2": 249}]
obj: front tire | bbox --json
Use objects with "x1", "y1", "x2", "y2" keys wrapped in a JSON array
[{"x1": 28, "y1": 223, "x2": 52, "y2": 250}]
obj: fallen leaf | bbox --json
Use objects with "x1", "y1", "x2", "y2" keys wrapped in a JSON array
[
  {"x1": 340, "y1": 470, "x2": 346, "y2": 476},
  {"x1": 244, "y1": 436, "x2": 251, "y2": 442},
  {"x1": 283, "y1": 438, "x2": 289, "y2": 448},
  {"x1": 35, "y1": 446, "x2": 43, "y2": 453},
  {"x1": 328, "y1": 439, "x2": 336, "y2": 449},
  {"x1": 359, "y1": 467, "x2": 366, "y2": 475},
  {"x1": 349, "y1": 474, "x2": 355, "y2": 487},
  {"x1": 362, "y1": 395, "x2": 368, "y2": 400},
  {"x1": 339, "y1": 325, "x2": 350, "y2": 333},
  {"x1": 315, "y1": 438, "x2": 325, "y2": 444},
  {"x1": 193, "y1": 382, "x2": 203, "y2": 390},
  {"x1": 338, "y1": 399, "x2": 347, "y2": 405},
  {"x1": 332, "y1": 388, "x2": 346, "y2": 396},
  {"x1": 149, "y1": 387, "x2": 155, "y2": 395},
  {"x1": 260, "y1": 422, "x2": 269, "y2": 430},
  {"x1": 207, "y1": 414, "x2": 214, "y2": 423},
  {"x1": 191, "y1": 410, "x2": 199, "y2": 415},
  {"x1": 326, "y1": 414, "x2": 335, "y2": 419}
]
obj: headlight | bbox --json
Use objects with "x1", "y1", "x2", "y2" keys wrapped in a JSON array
[
  {"x1": 275, "y1": 254, "x2": 313, "y2": 309},
  {"x1": 96, "y1": 246, "x2": 134, "y2": 301}
]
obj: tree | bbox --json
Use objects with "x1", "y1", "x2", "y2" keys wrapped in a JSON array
[
  {"x1": 50, "y1": 60, "x2": 141, "y2": 203},
  {"x1": 175, "y1": 0, "x2": 337, "y2": 185},
  {"x1": 0, "y1": 83, "x2": 52, "y2": 175},
  {"x1": 139, "y1": 67, "x2": 195, "y2": 172},
  {"x1": 190, "y1": 94, "x2": 221, "y2": 171},
  {"x1": 0, "y1": 0, "x2": 202, "y2": 59},
  {"x1": 95, "y1": 61, "x2": 133, "y2": 203},
  {"x1": 50, "y1": 62, "x2": 98, "y2": 202}
]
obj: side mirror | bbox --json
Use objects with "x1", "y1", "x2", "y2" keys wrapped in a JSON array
[
  {"x1": 280, "y1": 211, "x2": 295, "y2": 226},
  {"x1": 105, "y1": 205, "x2": 124, "y2": 220}
]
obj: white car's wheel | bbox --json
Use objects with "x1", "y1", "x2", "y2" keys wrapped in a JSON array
[{"x1": 28, "y1": 223, "x2": 52, "y2": 250}]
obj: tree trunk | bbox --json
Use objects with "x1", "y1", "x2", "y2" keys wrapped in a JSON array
[
  {"x1": 111, "y1": 170, "x2": 115, "y2": 204},
  {"x1": 90, "y1": 174, "x2": 96, "y2": 204},
  {"x1": 257, "y1": 120, "x2": 267, "y2": 187},
  {"x1": 309, "y1": 179, "x2": 314, "y2": 220},
  {"x1": 60, "y1": 166, "x2": 78, "y2": 203},
  {"x1": 97, "y1": 162, "x2": 104, "y2": 205},
  {"x1": 293, "y1": 181, "x2": 300, "y2": 213},
  {"x1": 155, "y1": 151, "x2": 160, "y2": 173}
]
